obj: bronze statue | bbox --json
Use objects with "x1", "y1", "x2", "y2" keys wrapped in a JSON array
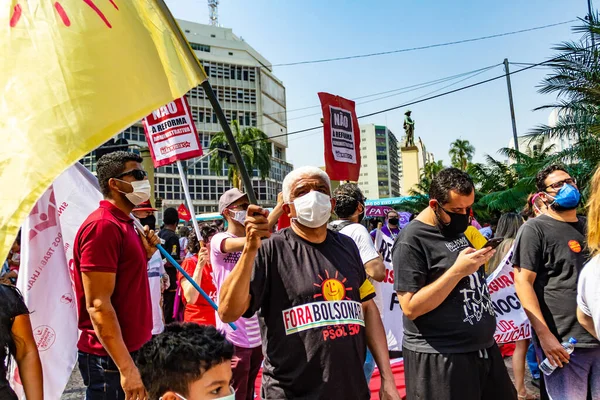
[{"x1": 403, "y1": 110, "x2": 415, "y2": 147}]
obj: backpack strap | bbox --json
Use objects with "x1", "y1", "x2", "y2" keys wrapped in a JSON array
[{"x1": 328, "y1": 220, "x2": 354, "y2": 233}]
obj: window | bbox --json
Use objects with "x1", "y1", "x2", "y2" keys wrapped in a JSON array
[{"x1": 190, "y1": 43, "x2": 210, "y2": 52}]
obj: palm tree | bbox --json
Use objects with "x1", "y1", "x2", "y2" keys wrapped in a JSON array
[
  {"x1": 449, "y1": 139, "x2": 475, "y2": 171},
  {"x1": 531, "y1": 17, "x2": 600, "y2": 140},
  {"x1": 209, "y1": 120, "x2": 272, "y2": 189}
]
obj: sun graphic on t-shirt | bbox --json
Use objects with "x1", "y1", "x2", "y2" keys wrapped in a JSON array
[
  {"x1": 9, "y1": 0, "x2": 119, "y2": 28},
  {"x1": 313, "y1": 270, "x2": 353, "y2": 301}
]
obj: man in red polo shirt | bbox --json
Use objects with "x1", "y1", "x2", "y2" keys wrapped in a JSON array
[{"x1": 73, "y1": 151, "x2": 159, "y2": 400}]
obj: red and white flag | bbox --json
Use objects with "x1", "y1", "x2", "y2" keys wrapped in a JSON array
[
  {"x1": 318, "y1": 92, "x2": 361, "y2": 182},
  {"x1": 142, "y1": 97, "x2": 203, "y2": 167},
  {"x1": 178, "y1": 203, "x2": 192, "y2": 222},
  {"x1": 12, "y1": 163, "x2": 102, "y2": 399}
]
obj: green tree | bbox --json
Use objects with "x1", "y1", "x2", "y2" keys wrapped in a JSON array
[
  {"x1": 402, "y1": 160, "x2": 446, "y2": 213},
  {"x1": 449, "y1": 139, "x2": 475, "y2": 171},
  {"x1": 209, "y1": 120, "x2": 272, "y2": 189},
  {"x1": 532, "y1": 17, "x2": 600, "y2": 140}
]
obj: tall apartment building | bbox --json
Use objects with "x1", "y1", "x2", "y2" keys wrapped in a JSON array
[
  {"x1": 80, "y1": 20, "x2": 292, "y2": 214},
  {"x1": 357, "y1": 124, "x2": 401, "y2": 199}
]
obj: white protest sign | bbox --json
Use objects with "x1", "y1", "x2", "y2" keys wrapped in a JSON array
[
  {"x1": 374, "y1": 229, "x2": 403, "y2": 351},
  {"x1": 486, "y1": 247, "x2": 531, "y2": 343},
  {"x1": 12, "y1": 163, "x2": 102, "y2": 399},
  {"x1": 143, "y1": 97, "x2": 203, "y2": 167}
]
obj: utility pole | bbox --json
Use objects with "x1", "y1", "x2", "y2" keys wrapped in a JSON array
[{"x1": 503, "y1": 58, "x2": 520, "y2": 157}]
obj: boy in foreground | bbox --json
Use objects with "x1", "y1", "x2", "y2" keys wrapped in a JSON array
[{"x1": 136, "y1": 323, "x2": 235, "y2": 400}]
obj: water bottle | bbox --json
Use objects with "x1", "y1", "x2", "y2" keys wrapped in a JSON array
[{"x1": 539, "y1": 337, "x2": 578, "y2": 376}]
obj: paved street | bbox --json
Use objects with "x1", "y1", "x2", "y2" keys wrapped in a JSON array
[{"x1": 61, "y1": 357, "x2": 540, "y2": 399}]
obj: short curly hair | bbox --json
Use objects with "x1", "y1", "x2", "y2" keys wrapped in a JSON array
[
  {"x1": 536, "y1": 164, "x2": 569, "y2": 192},
  {"x1": 333, "y1": 183, "x2": 365, "y2": 219},
  {"x1": 96, "y1": 151, "x2": 143, "y2": 197},
  {"x1": 136, "y1": 323, "x2": 234, "y2": 400},
  {"x1": 429, "y1": 168, "x2": 474, "y2": 205}
]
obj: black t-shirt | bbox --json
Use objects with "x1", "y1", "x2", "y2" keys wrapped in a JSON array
[
  {"x1": 511, "y1": 214, "x2": 598, "y2": 347},
  {"x1": 158, "y1": 228, "x2": 180, "y2": 290},
  {"x1": 392, "y1": 220, "x2": 496, "y2": 353},
  {"x1": 244, "y1": 228, "x2": 376, "y2": 400},
  {"x1": 0, "y1": 284, "x2": 29, "y2": 396}
]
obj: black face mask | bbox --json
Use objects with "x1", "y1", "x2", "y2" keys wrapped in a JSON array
[
  {"x1": 388, "y1": 217, "x2": 399, "y2": 226},
  {"x1": 357, "y1": 203, "x2": 365, "y2": 224},
  {"x1": 435, "y1": 206, "x2": 470, "y2": 238},
  {"x1": 139, "y1": 215, "x2": 156, "y2": 231}
]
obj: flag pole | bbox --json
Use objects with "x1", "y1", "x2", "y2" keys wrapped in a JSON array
[
  {"x1": 201, "y1": 81, "x2": 258, "y2": 204},
  {"x1": 133, "y1": 218, "x2": 237, "y2": 330},
  {"x1": 176, "y1": 160, "x2": 202, "y2": 240}
]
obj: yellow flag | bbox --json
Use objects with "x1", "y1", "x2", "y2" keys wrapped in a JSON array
[{"x1": 0, "y1": 0, "x2": 207, "y2": 262}]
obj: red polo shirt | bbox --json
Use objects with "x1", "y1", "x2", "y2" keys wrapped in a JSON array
[{"x1": 73, "y1": 200, "x2": 152, "y2": 356}]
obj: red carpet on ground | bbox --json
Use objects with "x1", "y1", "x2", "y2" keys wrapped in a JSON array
[{"x1": 254, "y1": 359, "x2": 407, "y2": 399}]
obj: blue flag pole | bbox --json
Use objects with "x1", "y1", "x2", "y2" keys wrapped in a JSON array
[{"x1": 134, "y1": 219, "x2": 237, "y2": 330}]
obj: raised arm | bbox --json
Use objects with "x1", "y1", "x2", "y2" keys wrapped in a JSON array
[{"x1": 219, "y1": 205, "x2": 271, "y2": 323}]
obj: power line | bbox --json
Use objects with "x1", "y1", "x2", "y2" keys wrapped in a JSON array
[
  {"x1": 239, "y1": 56, "x2": 559, "y2": 146},
  {"x1": 261, "y1": 63, "x2": 502, "y2": 127},
  {"x1": 273, "y1": 20, "x2": 576, "y2": 67}
]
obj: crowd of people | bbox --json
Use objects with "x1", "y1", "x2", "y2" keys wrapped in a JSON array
[{"x1": 2, "y1": 150, "x2": 600, "y2": 400}]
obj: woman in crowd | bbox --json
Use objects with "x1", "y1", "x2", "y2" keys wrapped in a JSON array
[
  {"x1": 487, "y1": 213, "x2": 537, "y2": 399},
  {"x1": 178, "y1": 224, "x2": 219, "y2": 326},
  {"x1": 0, "y1": 283, "x2": 43, "y2": 399},
  {"x1": 577, "y1": 167, "x2": 600, "y2": 340}
]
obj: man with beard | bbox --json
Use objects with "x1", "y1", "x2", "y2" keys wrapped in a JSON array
[
  {"x1": 392, "y1": 168, "x2": 516, "y2": 400},
  {"x1": 218, "y1": 166, "x2": 400, "y2": 400},
  {"x1": 73, "y1": 151, "x2": 159, "y2": 400},
  {"x1": 513, "y1": 165, "x2": 600, "y2": 399}
]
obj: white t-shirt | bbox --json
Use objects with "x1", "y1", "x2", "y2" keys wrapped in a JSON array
[
  {"x1": 331, "y1": 221, "x2": 383, "y2": 315},
  {"x1": 331, "y1": 222, "x2": 380, "y2": 265},
  {"x1": 577, "y1": 255, "x2": 600, "y2": 339}
]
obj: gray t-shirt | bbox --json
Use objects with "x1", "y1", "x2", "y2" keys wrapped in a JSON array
[
  {"x1": 511, "y1": 214, "x2": 598, "y2": 347},
  {"x1": 392, "y1": 220, "x2": 496, "y2": 353}
]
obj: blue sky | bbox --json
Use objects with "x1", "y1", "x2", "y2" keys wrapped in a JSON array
[{"x1": 165, "y1": 0, "x2": 588, "y2": 168}]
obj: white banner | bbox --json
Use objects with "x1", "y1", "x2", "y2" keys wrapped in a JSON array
[
  {"x1": 486, "y1": 247, "x2": 531, "y2": 343},
  {"x1": 12, "y1": 163, "x2": 102, "y2": 399},
  {"x1": 374, "y1": 230, "x2": 403, "y2": 351}
]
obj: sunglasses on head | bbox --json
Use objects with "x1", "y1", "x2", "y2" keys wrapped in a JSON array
[
  {"x1": 545, "y1": 178, "x2": 576, "y2": 191},
  {"x1": 114, "y1": 169, "x2": 147, "y2": 181}
]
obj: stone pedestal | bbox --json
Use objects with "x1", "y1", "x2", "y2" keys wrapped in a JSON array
[{"x1": 401, "y1": 146, "x2": 420, "y2": 196}]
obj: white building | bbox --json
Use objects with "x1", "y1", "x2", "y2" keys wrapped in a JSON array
[
  {"x1": 357, "y1": 124, "x2": 401, "y2": 199},
  {"x1": 80, "y1": 20, "x2": 292, "y2": 213}
]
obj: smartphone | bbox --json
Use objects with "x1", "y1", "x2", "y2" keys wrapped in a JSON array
[{"x1": 483, "y1": 237, "x2": 504, "y2": 250}]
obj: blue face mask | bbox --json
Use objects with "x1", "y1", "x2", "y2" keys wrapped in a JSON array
[{"x1": 547, "y1": 184, "x2": 581, "y2": 210}]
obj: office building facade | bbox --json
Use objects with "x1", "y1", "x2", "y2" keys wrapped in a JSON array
[
  {"x1": 357, "y1": 124, "x2": 401, "y2": 199},
  {"x1": 80, "y1": 20, "x2": 292, "y2": 214}
]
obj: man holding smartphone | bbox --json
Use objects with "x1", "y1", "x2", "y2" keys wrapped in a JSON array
[{"x1": 392, "y1": 168, "x2": 516, "y2": 400}]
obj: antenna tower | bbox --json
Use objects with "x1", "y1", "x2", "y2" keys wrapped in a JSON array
[{"x1": 208, "y1": 0, "x2": 219, "y2": 26}]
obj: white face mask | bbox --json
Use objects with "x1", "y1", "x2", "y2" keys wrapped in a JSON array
[
  {"x1": 291, "y1": 191, "x2": 332, "y2": 228},
  {"x1": 230, "y1": 210, "x2": 247, "y2": 226},
  {"x1": 116, "y1": 179, "x2": 151, "y2": 205}
]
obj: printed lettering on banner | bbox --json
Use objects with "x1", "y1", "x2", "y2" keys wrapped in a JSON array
[
  {"x1": 318, "y1": 92, "x2": 361, "y2": 182},
  {"x1": 12, "y1": 163, "x2": 103, "y2": 400},
  {"x1": 486, "y1": 247, "x2": 531, "y2": 343},
  {"x1": 374, "y1": 230, "x2": 404, "y2": 351},
  {"x1": 143, "y1": 97, "x2": 203, "y2": 167}
]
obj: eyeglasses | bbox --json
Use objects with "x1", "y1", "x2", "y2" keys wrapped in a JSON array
[
  {"x1": 545, "y1": 178, "x2": 576, "y2": 190},
  {"x1": 115, "y1": 169, "x2": 147, "y2": 181}
]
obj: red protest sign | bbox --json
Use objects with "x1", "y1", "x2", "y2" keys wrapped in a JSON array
[
  {"x1": 318, "y1": 92, "x2": 361, "y2": 182},
  {"x1": 178, "y1": 203, "x2": 192, "y2": 222},
  {"x1": 142, "y1": 97, "x2": 203, "y2": 167}
]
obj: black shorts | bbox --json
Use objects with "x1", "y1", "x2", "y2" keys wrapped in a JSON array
[{"x1": 403, "y1": 343, "x2": 517, "y2": 400}]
